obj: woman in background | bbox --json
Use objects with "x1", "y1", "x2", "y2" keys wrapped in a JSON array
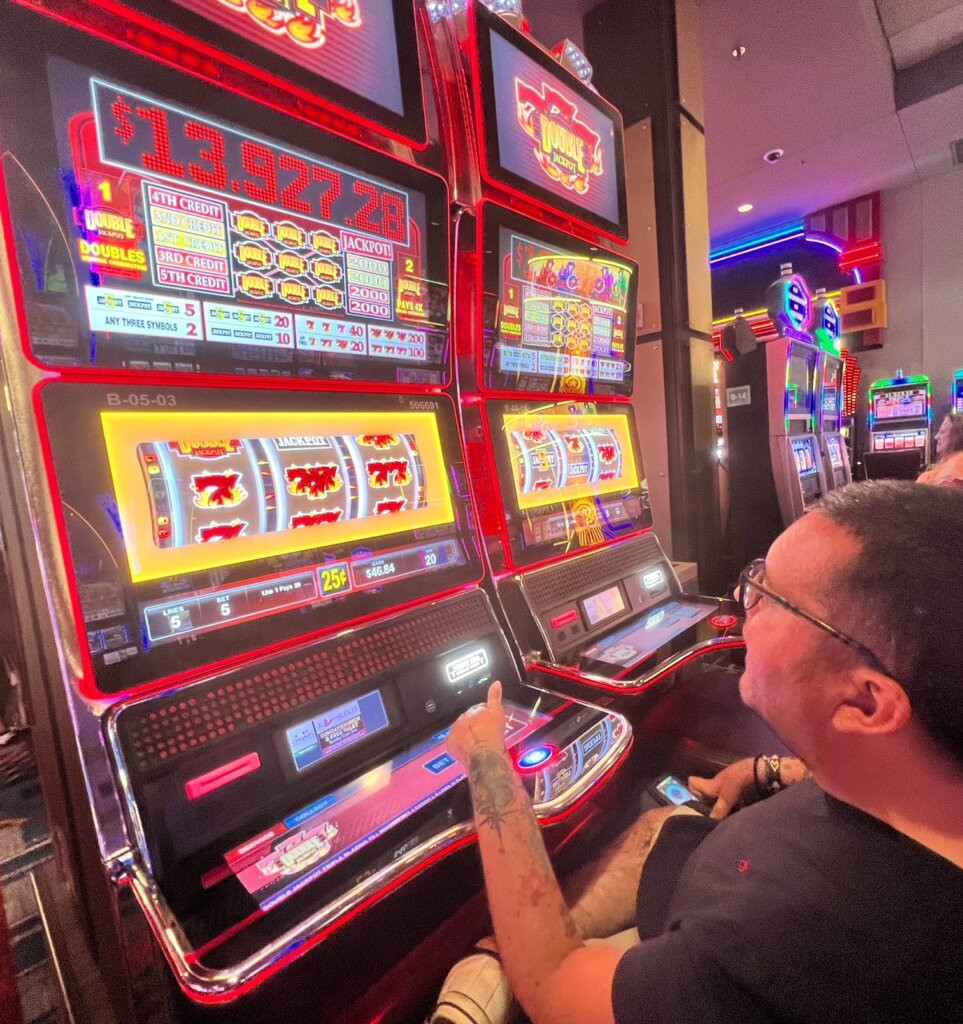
[{"x1": 919, "y1": 411, "x2": 963, "y2": 490}]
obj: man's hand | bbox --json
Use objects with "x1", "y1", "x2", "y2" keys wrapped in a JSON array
[
  {"x1": 447, "y1": 680, "x2": 507, "y2": 768},
  {"x1": 688, "y1": 757, "x2": 756, "y2": 819}
]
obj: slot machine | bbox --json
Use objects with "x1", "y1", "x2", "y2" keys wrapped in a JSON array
[
  {"x1": 435, "y1": 2, "x2": 742, "y2": 713},
  {"x1": 812, "y1": 294, "x2": 852, "y2": 490},
  {"x1": 952, "y1": 369, "x2": 963, "y2": 415},
  {"x1": 725, "y1": 267, "x2": 828, "y2": 565},
  {"x1": 0, "y1": 3, "x2": 633, "y2": 1020},
  {"x1": 866, "y1": 373, "x2": 932, "y2": 474}
]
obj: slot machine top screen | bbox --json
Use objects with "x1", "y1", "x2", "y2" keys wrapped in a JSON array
[
  {"x1": 470, "y1": 2, "x2": 628, "y2": 241},
  {"x1": 39, "y1": 384, "x2": 481, "y2": 698},
  {"x1": 786, "y1": 343, "x2": 817, "y2": 428},
  {"x1": 0, "y1": 18, "x2": 448, "y2": 384},
  {"x1": 872, "y1": 384, "x2": 929, "y2": 422},
  {"x1": 486, "y1": 401, "x2": 651, "y2": 568},
  {"x1": 820, "y1": 354, "x2": 841, "y2": 432},
  {"x1": 480, "y1": 205, "x2": 637, "y2": 397},
  {"x1": 116, "y1": 0, "x2": 426, "y2": 144}
]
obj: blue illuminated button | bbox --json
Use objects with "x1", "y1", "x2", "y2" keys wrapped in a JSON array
[{"x1": 515, "y1": 745, "x2": 556, "y2": 772}]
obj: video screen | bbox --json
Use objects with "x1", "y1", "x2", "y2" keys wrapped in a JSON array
[
  {"x1": 226, "y1": 700, "x2": 549, "y2": 912},
  {"x1": 286, "y1": 690, "x2": 391, "y2": 773},
  {"x1": 580, "y1": 600, "x2": 716, "y2": 671},
  {"x1": 471, "y1": 3, "x2": 627, "y2": 239},
  {"x1": 103, "y1": 408, "x2": 453, "y2": 583},
  {"x1": 873, "y1": 386, "x2": 928, "y2": 422},
  {"x1": 786, "y1": 346, "x2": 816, "y2": 422},
  {"x1": 0, "y1": 20, "x2": 448, "y2": 383},
  {"x1": 581, "y1": 585, "x2": 626, "y2": 627},
  {"x1": 486, "y1": 400, "x2": 651, "y2": 569},
  {"x1": 39, "y1": 383, "x2": 480, "y2": 697},
  {"x1": 99, "y1": 0, "x2": 423, "y2": 143},
  {"x1": 480, "y1": 205, "x2": 637, "y2": 396}
]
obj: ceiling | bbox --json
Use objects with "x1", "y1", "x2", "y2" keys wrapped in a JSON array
[
  {"x1": 699, "y1": 0, "x2": 963, "y2": 243},
  {"x1": 525, "y1": 0, "x2": 963, "y2": 248}
]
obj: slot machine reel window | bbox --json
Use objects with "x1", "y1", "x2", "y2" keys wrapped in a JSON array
[
  {"x1": 480, "y1": 205, "x2": 638, "y2": 397},
  {"x1": 39, "y1": 383, "x2": 481, "y2": 697},
  {"x1": 488, "y1": 401, "x2": 652, "y2": 568},
  {"x1": 469, "y1": 1, "x2": 628, "y2": 241},
  {"x1": 0, "y1": 19, "x2": 448, "y2": 383},
  {"x1": 115, "y1": 0, "x2": 426, "y2": 145}
]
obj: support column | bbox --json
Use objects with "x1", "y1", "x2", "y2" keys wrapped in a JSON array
[{"x1": 585, "y1": 0, "x2": 725, "y2": 591}]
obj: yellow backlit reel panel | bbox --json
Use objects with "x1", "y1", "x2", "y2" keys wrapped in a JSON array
[
  {"x1": 502, "y1": 410, "x2": 639, "y2": 511},
  {"x1": 101, "y1": 410, "x2": 455, "y2": 583}
]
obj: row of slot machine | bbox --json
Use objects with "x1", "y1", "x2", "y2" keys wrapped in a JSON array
[
  {"x1": 866, "y1": 369, "x2": 963, "y2": 469},
  {"x1": 0, "y1": 2, "x2": 745, "y2": 1022},
  {"x1": 723, "y1": 267, "x2": 854, "y2": 565}
]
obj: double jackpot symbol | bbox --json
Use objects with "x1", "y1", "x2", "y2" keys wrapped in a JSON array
[{"x1": 514, "y1": 78, "x2": 603, "y2": 196}]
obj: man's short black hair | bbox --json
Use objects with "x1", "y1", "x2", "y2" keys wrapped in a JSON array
[{"x1": 817, "y1": 481, "x2": 963, "y2": 769}]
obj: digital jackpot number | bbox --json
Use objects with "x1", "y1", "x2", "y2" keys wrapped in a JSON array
[{"x1": 96, "y1": 83, "x2": 411, "y2": 245}]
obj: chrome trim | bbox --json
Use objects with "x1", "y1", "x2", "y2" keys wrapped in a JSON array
[
  {"x1": 0, "y1": 179, "x2": 131, "y2": 866},
  {"x1": 528, "y1": 635, "x2": 745, "y2": 691},
  {"x1": 114, "y1": 699, "x2": 630, "y2": 1001}
]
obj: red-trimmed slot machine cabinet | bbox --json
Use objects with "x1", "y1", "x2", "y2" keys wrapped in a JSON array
[
  {"x1": 0, "y1": 3, "x2": 633, "y2": 1021},
  {"x1": 431, "y1": 2, "x2": 744, "y2": 708}
]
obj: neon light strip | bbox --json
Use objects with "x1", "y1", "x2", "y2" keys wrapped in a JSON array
[{"x1": 709, "y1": 223, "x2": 805, "y2": 265}]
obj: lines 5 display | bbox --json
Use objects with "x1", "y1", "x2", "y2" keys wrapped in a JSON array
[
  {"x1": 102, "y1": 410, "x2": 452, "y2": 582},
  {"x1": 38, "y1": 384, "x2": 480, "y2": 697},
  {"x1": 479, "y1": 204, "x2": 638, "y2": 397},
  {"x1": 0, "y1": 34, "x2": 448, "y2": 382}
]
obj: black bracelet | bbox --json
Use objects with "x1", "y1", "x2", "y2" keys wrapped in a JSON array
[
  {"x1": 752, "y1": 754, "x2": 768, "y2": 799},
  {"x1": 764, "y1": 755, "x2": 785, "y2": 794}
]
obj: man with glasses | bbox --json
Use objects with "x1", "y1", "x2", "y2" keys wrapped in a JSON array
[{"x1": 433, "y1": 481, "x2": 962, "y2": 1024}]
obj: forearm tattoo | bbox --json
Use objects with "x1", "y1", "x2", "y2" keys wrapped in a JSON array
[{"x1": 468, "y1": 743, "x2": 522, "y2": 841}]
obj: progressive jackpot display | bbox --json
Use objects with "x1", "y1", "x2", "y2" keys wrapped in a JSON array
[
  {"x1": 480, "y1": 205, "x2": 637, "y2": 396},
  {"x1": 0, "y1": 42, "x2": 448, "y2": 382}
]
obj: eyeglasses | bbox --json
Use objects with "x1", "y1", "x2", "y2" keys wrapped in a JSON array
[{"x1": 737, "y1": 559, "x2": 897, "y2": 680}]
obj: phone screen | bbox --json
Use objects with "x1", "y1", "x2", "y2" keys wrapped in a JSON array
[{"x1": 655, "y1": 775, "x2": 696, "y2": 806}]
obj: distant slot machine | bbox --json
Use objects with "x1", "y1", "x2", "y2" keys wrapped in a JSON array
[
  {"x1": 866, "y1": 373, "x2": 932, "y2": 476},
  {"x1": 0, "y1": 4, "x2": 631, "y2": 1020},
  {"x1": 447, "y1": 3, "x2": 743, "y2": 704},
  {"x1": 952, "y1": 369, "x2": 963, "y2": 414},
  {"x1": 725, "y1": 266, "x2": 828, "y2": 565},
  {"x1": 812, "y1": 293, "x2": 852, "y2": 490}
]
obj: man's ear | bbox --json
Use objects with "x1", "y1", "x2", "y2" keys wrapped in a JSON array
[{"x1": 831, "y1": 669, "x2": 911, "y2": 736}]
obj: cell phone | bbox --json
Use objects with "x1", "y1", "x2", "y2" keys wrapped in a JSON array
[{"x1": 648, "y1": 774, "x2": 709, "y2": 813}]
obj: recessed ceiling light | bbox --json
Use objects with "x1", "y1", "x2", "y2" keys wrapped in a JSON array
[
  {"x1": 737, "y1": 203, "x2": 754, "y2": 213},
  {"x1": 731, "y1": 44, "x2": 746, "y2": 59}
]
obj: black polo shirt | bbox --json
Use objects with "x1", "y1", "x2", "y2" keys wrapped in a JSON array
[{"x1": 613, "y1": 779, "x2": 963, "y2": 1023}]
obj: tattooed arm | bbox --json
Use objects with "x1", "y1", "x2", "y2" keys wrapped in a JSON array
[{"x1": 447, "y1": 682, "x2": 622, "y2": 1024}]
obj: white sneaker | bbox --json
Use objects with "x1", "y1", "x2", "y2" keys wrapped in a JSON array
[{"x1": 429, "y1": 951, "x2": 514, "y2": 1024}]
